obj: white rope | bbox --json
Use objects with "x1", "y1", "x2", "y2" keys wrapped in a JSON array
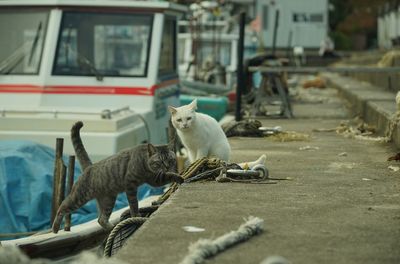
[{"x1": 179, "y1": 216, "x2": 264, "y2": 264}]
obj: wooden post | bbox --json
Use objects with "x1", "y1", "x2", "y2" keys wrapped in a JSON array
[
  {"x1": 51, "y1": 138, "x2": 64, "y2": 224},
  {"x1": 56, "y1": 162, "x2": 67, "y2": 212},
  {"x1": 64, "y1": 155, "x2": 75, "y2": 231}
]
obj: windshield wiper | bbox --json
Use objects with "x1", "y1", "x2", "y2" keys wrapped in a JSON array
[
  {"x1": 28, "y1": 22, "x2": 42, "y2": 65},
  {"x1": 0, "y1": 44, "x2": 28, "y2": 74},
  {"x1": 63, "y1": 25, "x2": 103, "y2": 81},
  {"x1": 76, "y1": 53, "x2": 104, "y2": 81},
  {"x1": 0, "y1": 22, "x2": 42, "y2": 74}
]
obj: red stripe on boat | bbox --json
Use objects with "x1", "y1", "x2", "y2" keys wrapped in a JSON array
[{"x1": 0, "y1": 79, "x2": 179, "y2": 96}]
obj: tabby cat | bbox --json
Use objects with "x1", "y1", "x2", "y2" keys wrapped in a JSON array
[{"x1": 52, "y1": 121, "x2": 183, "y2": 233}]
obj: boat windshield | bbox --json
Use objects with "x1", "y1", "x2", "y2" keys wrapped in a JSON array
[
  {"x1": 0, "y1": 9, "x2": 49, "y2": 75},
  {"x1": 53, "y1": 12, "x2": 153, "y2": 78}
]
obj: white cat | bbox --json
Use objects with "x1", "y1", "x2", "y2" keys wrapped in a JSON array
[
  {"x1": 168, "y1": 99, "x2": 267, "y2": 169},
  {"x1": 169, "y1": 99, "x2": 231, "y2": 163}
]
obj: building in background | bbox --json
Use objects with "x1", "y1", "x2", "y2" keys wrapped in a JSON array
[{"x1": 255, "y1": 0, "x2": 328, "y2": 49}]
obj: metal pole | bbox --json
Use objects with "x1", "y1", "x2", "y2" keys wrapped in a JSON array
[
  {"x1": 64, "y1": 155, "x2": 75, "y2": 231},
  {"x1": 286, "y1": 30, "x2": 293, "y2": 60},
  {"x1": 235, "y1": 12, "x2": 246, "y2": 122},
  {"x1": 272, "y1": 9, "x2": 280, "y2": 57}
]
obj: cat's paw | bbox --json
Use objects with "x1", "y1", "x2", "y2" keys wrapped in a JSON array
[
  {"x1": 166, "y1": 172, "x2": 184, "y2": 184},
  {"x1": 129, "y1": 208, "x2": 140, "y2": 218},
  {"x1": 98, "y1": 219, "x2": 115, "y2": 231},
  {"x1": 102, "y1": 222, "x2": 115, "y2": 231},
  {"x1": 174, "y1": 176, "x2": 184, "y2": 184},
  {"x1": 52, "y1": 224, "x2": 60, "y2": 234},
  {"x1": 52, "y1": 213, "x2": 63, "y2": 234}
]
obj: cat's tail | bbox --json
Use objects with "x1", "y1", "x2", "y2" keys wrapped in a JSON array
[
  {"x1": 71, "y1": 121, "x2": 92, "y2": 171},
  {"x1": 52, "y1": 203, "x2": 68, "y2": 233}
]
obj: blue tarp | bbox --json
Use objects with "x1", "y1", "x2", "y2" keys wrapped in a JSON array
[{"x1": 0, "y1": 141, "x2": 163, "y2": 238}]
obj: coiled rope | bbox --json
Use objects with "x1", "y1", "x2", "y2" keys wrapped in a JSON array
[
  {"x1": 103, "y1": 217, "x2": 147, "y2": 257},
  {"x1": 154, "y1": 157, "x2": 270, "y2": 205}
]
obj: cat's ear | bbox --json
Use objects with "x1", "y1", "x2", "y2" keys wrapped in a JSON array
[
  {"x1": 147, "y1": 143, "x2": 157, "y2": 157},
  {"x1": 168, "y1": 106, "x2": 177, "y2": 115},
  {"x1": 189, "y1": 99, "x2": 198, "y2": 111}
]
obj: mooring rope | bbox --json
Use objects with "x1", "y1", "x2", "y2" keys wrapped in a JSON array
[
  {"x1": 103, "y1": 217, "x2": 147, "y2": 257},
  {"x1": 179, "y1": 216, "x2": 264, "y2": 264},
  {"x1": 155, "y1": 157, "x2": 217, "y2": 204},
  {"x1": 155, "y1": 157, "x2": 272, "y2": 205}
]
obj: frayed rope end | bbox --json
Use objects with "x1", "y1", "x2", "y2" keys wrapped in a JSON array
[{"x1": 180, "y1": 216, "x2": 264, "y2": 264}]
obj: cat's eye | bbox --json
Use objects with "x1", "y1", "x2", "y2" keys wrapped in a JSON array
[
  {"x1": 187, "y1": 117, "x2": 192, "y2": 121},
  {"x1": 177, "y1": 118, "x2": 182, "y2": 122}
]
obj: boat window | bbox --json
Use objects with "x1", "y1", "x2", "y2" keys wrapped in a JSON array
[
  {"x1": 158, "y1": 17, "x2": 177, "y2": 75},
  {"x1": 53, "y1": 12, "x2": 153, "y2": 78},
  {"x1": 0, "y1": 9, "x2": 49, "y2": 75}
]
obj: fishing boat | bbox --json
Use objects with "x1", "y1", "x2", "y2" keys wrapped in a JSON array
[
  {"x1": 0, "y1": 0, "x2": 186, "y2": 161},
  {"x1": 0, "y1": 195, "x2": 159, "y2": 259},
  {"x1": 0, "y1": 0, "x2": 186, "y2": 258},
  {"x1": 177, "y1": 1, "x2": 238, "y2": 120}
]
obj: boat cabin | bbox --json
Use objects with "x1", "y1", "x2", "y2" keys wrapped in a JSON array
[{"x1": 0, "y1": 0, "x2": 186, "y2": 161}]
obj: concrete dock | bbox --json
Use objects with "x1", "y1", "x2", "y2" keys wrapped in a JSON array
[{"x1": 115, "y1": 74, "x2": 400, "y2": 264}]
